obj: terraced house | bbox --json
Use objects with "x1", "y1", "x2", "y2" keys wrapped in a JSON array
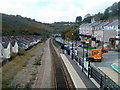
[
  {"x1": 1, "y1": 35, "x2": 41, "y2": 60},
  {"x1": 79, "y1": 19, "x2": 120, "y2": 49}
]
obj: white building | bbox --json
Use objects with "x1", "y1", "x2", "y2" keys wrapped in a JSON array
[
  {"x1": 79, "y1": 20, "x2": 119, "y2": 48},
  {"x1": 11, "y1": 40, "x2": 18, "y2": 53},
  {"x1": 0, "y1": 43, "x2": 2, "y2": 58},
  {"x1": 2, "y1": 42, "x2": 11, "y2": 59}
]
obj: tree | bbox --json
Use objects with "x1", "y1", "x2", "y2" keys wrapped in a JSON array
[
  {"x1": 62, "y1": 25, "x2": 80, "y2": 41},
  {"x1": 73, "y1": 29, "x2": 81, "y2": 41},
  {"x1": 110, "y1": 2, "x2": 118, "y2": 18},
  {"x1": 118, "y1": 1, "x2": 120, "y2": 19},
  {"x1": 93, "y1": 12, "x2": 104, "y2": 20},
  {"x1": 84, "y1": 13, "x2": 91, "y2": 18},
  {"x1": 83, "y1": 16, "x2": 92, "y2": 23},
  {"x1": 75, "y1": 16, "x2": 82, "y2": 24}
]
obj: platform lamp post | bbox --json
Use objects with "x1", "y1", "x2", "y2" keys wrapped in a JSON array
[
  {"x1": 71, "y1": 33, "x2": 73, "y2": 59},
  {"x1": 102, "y1": 29, "x2": 104, "y2": 50},
  {"x1": 62, "y1": 38, "x2": 64, "y2": 54},
  {"x1": 86, "y1": 36, "x2": 89, "y2": 57},
  {"x1": 86, "y1": 57, "x2": 93, "y2": 78},
  {"x1": 81, "y1": 40, "x2": 85, "y2": 72}
]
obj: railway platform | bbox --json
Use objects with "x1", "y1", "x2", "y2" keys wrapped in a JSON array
[{"x1": 60, "y1": 54, "x2": 98, "y2": 89}]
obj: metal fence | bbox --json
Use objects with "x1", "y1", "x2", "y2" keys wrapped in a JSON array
[
  {"x1": 70, "y1": 52, "x2": 120, "y2": 89},
  {"x1": 90, "y1": 65, "x2": 120, "y2": 89}
]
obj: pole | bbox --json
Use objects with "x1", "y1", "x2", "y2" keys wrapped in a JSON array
[
  {"x1": 62, "y1": 38, "x2": 64, "y2": 54},
  {"x1": 82, "y1": 42, "x2": 84, "y2": 72},
  {"x1": 85, "y1": 43, "x2": 88, "y2": 57},
  {"x1": 72, "y1": 33, "x2": 73, "y2": 59},
  {"x1": 86, "y1": 37, "x2": 89, "y2": 57},
  {"x1": 102, "y1": 30, "x2": 104, "y2": 49},
  {"x1": 88, "y1": 61, "x2": 90, "y2": 78}
]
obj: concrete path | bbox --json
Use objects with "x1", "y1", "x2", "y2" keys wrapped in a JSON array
[
  {"x1": 61, "y1": 54, "x2": 86, "y2": 88},
  {"x1": 61, "y1": 54, "x2": 98, "y2": 89},
  {"x1": 65, "y1": 55, "x2": 98, "y2": 89}
]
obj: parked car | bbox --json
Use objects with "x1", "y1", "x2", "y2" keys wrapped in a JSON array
[
  {"x1": 78, "y1": 44, "x2": 82, "y2": 47},
  {"x1": 99, "y1": 47, "x2": 108, "y2": 53},
  {"x1": 102, "y1": 48, "x2": 108, "y2": 53},
  {"x1": 82, "y1": 45, "x2": 89, "y2": 48}
]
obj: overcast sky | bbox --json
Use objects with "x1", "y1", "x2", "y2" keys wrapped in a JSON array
[{"x1": 0, "y1": 0, "x2": 119, "y2": 23}]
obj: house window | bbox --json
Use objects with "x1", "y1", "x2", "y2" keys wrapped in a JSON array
[
  {"x1": 117, "y1": 31, "x2": 120, "y2": 36},
  {"x1": 118, "y1": 25, "x2": 120, "y2": 29},
  {"x1": 117, "y1": 32, "x2": 120, "y2": 36}
]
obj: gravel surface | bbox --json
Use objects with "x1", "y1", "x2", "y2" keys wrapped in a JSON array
[
  {"x1": 39, "y1": 39, "x2": 53, "y2": 88},
  {"x1": 5, "y1": 39, "x2": 69, "y2": 89},
  {"x1": 11, "y1": 42, "x2": 45, "y2": 88}
]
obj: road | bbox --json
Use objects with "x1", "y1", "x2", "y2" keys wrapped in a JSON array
[
  {"x1": 77, "y1": 47, "x2": 119, "y2": 74},
  {"x1": 73, "y1": 46, "x2": 119, "y2": 69},
  {"x1": 94, "y1": 52, "x2": 119, "y2": 69}
]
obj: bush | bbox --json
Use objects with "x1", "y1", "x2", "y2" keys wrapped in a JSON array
[
  {"x1": 10, "y1": 52, "x2": 17, "y2": 59},
  {"x1": 22, "y1": 61, "x2": 28, "y2": 67},
  {"x1": 33, "y1": 58, "x2": 41, "y2": 65},
  {"x1": 18, "y1": 48, "x2": 25, "y2": 56},
  {"x1": 25, "y1": 82, "x2": 31, "y2": 88}
]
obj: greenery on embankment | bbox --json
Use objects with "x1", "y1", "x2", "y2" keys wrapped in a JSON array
[{"x1": 2, "y1": 13, "x2": 54, "y2": 36}]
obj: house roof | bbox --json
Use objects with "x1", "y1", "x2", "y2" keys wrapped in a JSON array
[
  {"x1": 98, "y1": 22, "x2": 110, "y2": 26},
  {"x1": 107, "y1": 20, "x2": 118, "y2": 26},
  {"x1": 80, "y1": 20, "x2": 119, "y2": 28},
  {"x1": 2, "y1": 35, "x2": 41, "y2": 49},
  {"x1": 11, "y1": 40, "x2": 17, "y2": 47},
  {"x1": 17, "y1": 41, "x2": 23, "y2": 48},
  {"x1": 90, "y1": 22, "x2": 101, "y2": 26},
  {"x1": 2, "y1": 42, "x2": 10, "y2": 48}
]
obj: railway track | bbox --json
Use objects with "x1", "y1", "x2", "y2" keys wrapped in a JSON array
[{"x1": 49, "y1": 39, "x2": 75, "y2": 89}]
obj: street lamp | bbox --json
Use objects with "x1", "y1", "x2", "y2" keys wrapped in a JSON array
[
  {"x1": 102, "y1": 29, "x2": 104, "y2": 50},
  {"x1": 86, "y1": 57, "x2": 93, "y2": 78},
  {"x1": 81, "y1": 40, "x2": 85, "y2": 72},
  {"x1": 62, "y1": 38, "x2": 64, "y2": 54},
  {"x1": 72, "y1": 33, "x2": 74, "y2": 60},
  {"x1": 86, "y1": 36, "x2": 89, "y2": 57}
]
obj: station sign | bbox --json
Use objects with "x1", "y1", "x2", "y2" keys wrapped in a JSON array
[{"x1": 86, "y1": 57, "x2": 94, "y2": 61}]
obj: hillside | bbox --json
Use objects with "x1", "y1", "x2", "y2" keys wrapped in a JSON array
[
  {"x1": 47, "y1": 22, "x2": 75, "y2": 34},
  {"x1": 77, "y1": 1, "x2": 120, "y2": 23},
  {"x1": 2, "y1": 13, "x2": 54, "y2": 36}
]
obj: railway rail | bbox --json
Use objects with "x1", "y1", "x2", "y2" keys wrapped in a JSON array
[{"x1": 49, "y1": 39, "x2": 75, "y2": 89}]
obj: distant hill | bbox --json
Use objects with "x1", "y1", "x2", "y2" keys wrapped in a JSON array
[
  {"x1": 48, "y1": 22, "x2": 75, "y2": 34},
  {"x1": 2, "y1": 13, "x2": 54, "y2": 36}
]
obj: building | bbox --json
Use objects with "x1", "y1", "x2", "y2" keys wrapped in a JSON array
[
  {"x1": 79, "y1": 20, "x2": 119, "y2": 48},
  {"x1": 0, "y1": 43, "x2": 2, "y2": 58},
  {"x1": 2, "y1": 42, "x2": 11, "y2": 59},
  {"x1": 11, "y1": 40, "x2": 18, "y2": 53},
  {"x1": 1, "y1": 35, "x2": 41, "y2": 59}
]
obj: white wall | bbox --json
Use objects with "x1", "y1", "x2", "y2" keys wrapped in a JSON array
[
  {"x1": 0, "y1": 43, "x2": 2, "y2": 58},
  {"x1": 104, "y1": 30, "x2": 116, "y2": 42},
  {"x1": 2, "y1": 43, "x2": 10, "y2": 59},
  {"x1": 11, "y1": 42, "x2": 18, "y2": 53}
]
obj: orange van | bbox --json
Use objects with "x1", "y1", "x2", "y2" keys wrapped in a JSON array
[{"x1": 91, "y1": 49, "x2": 102, "y2": 61}]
